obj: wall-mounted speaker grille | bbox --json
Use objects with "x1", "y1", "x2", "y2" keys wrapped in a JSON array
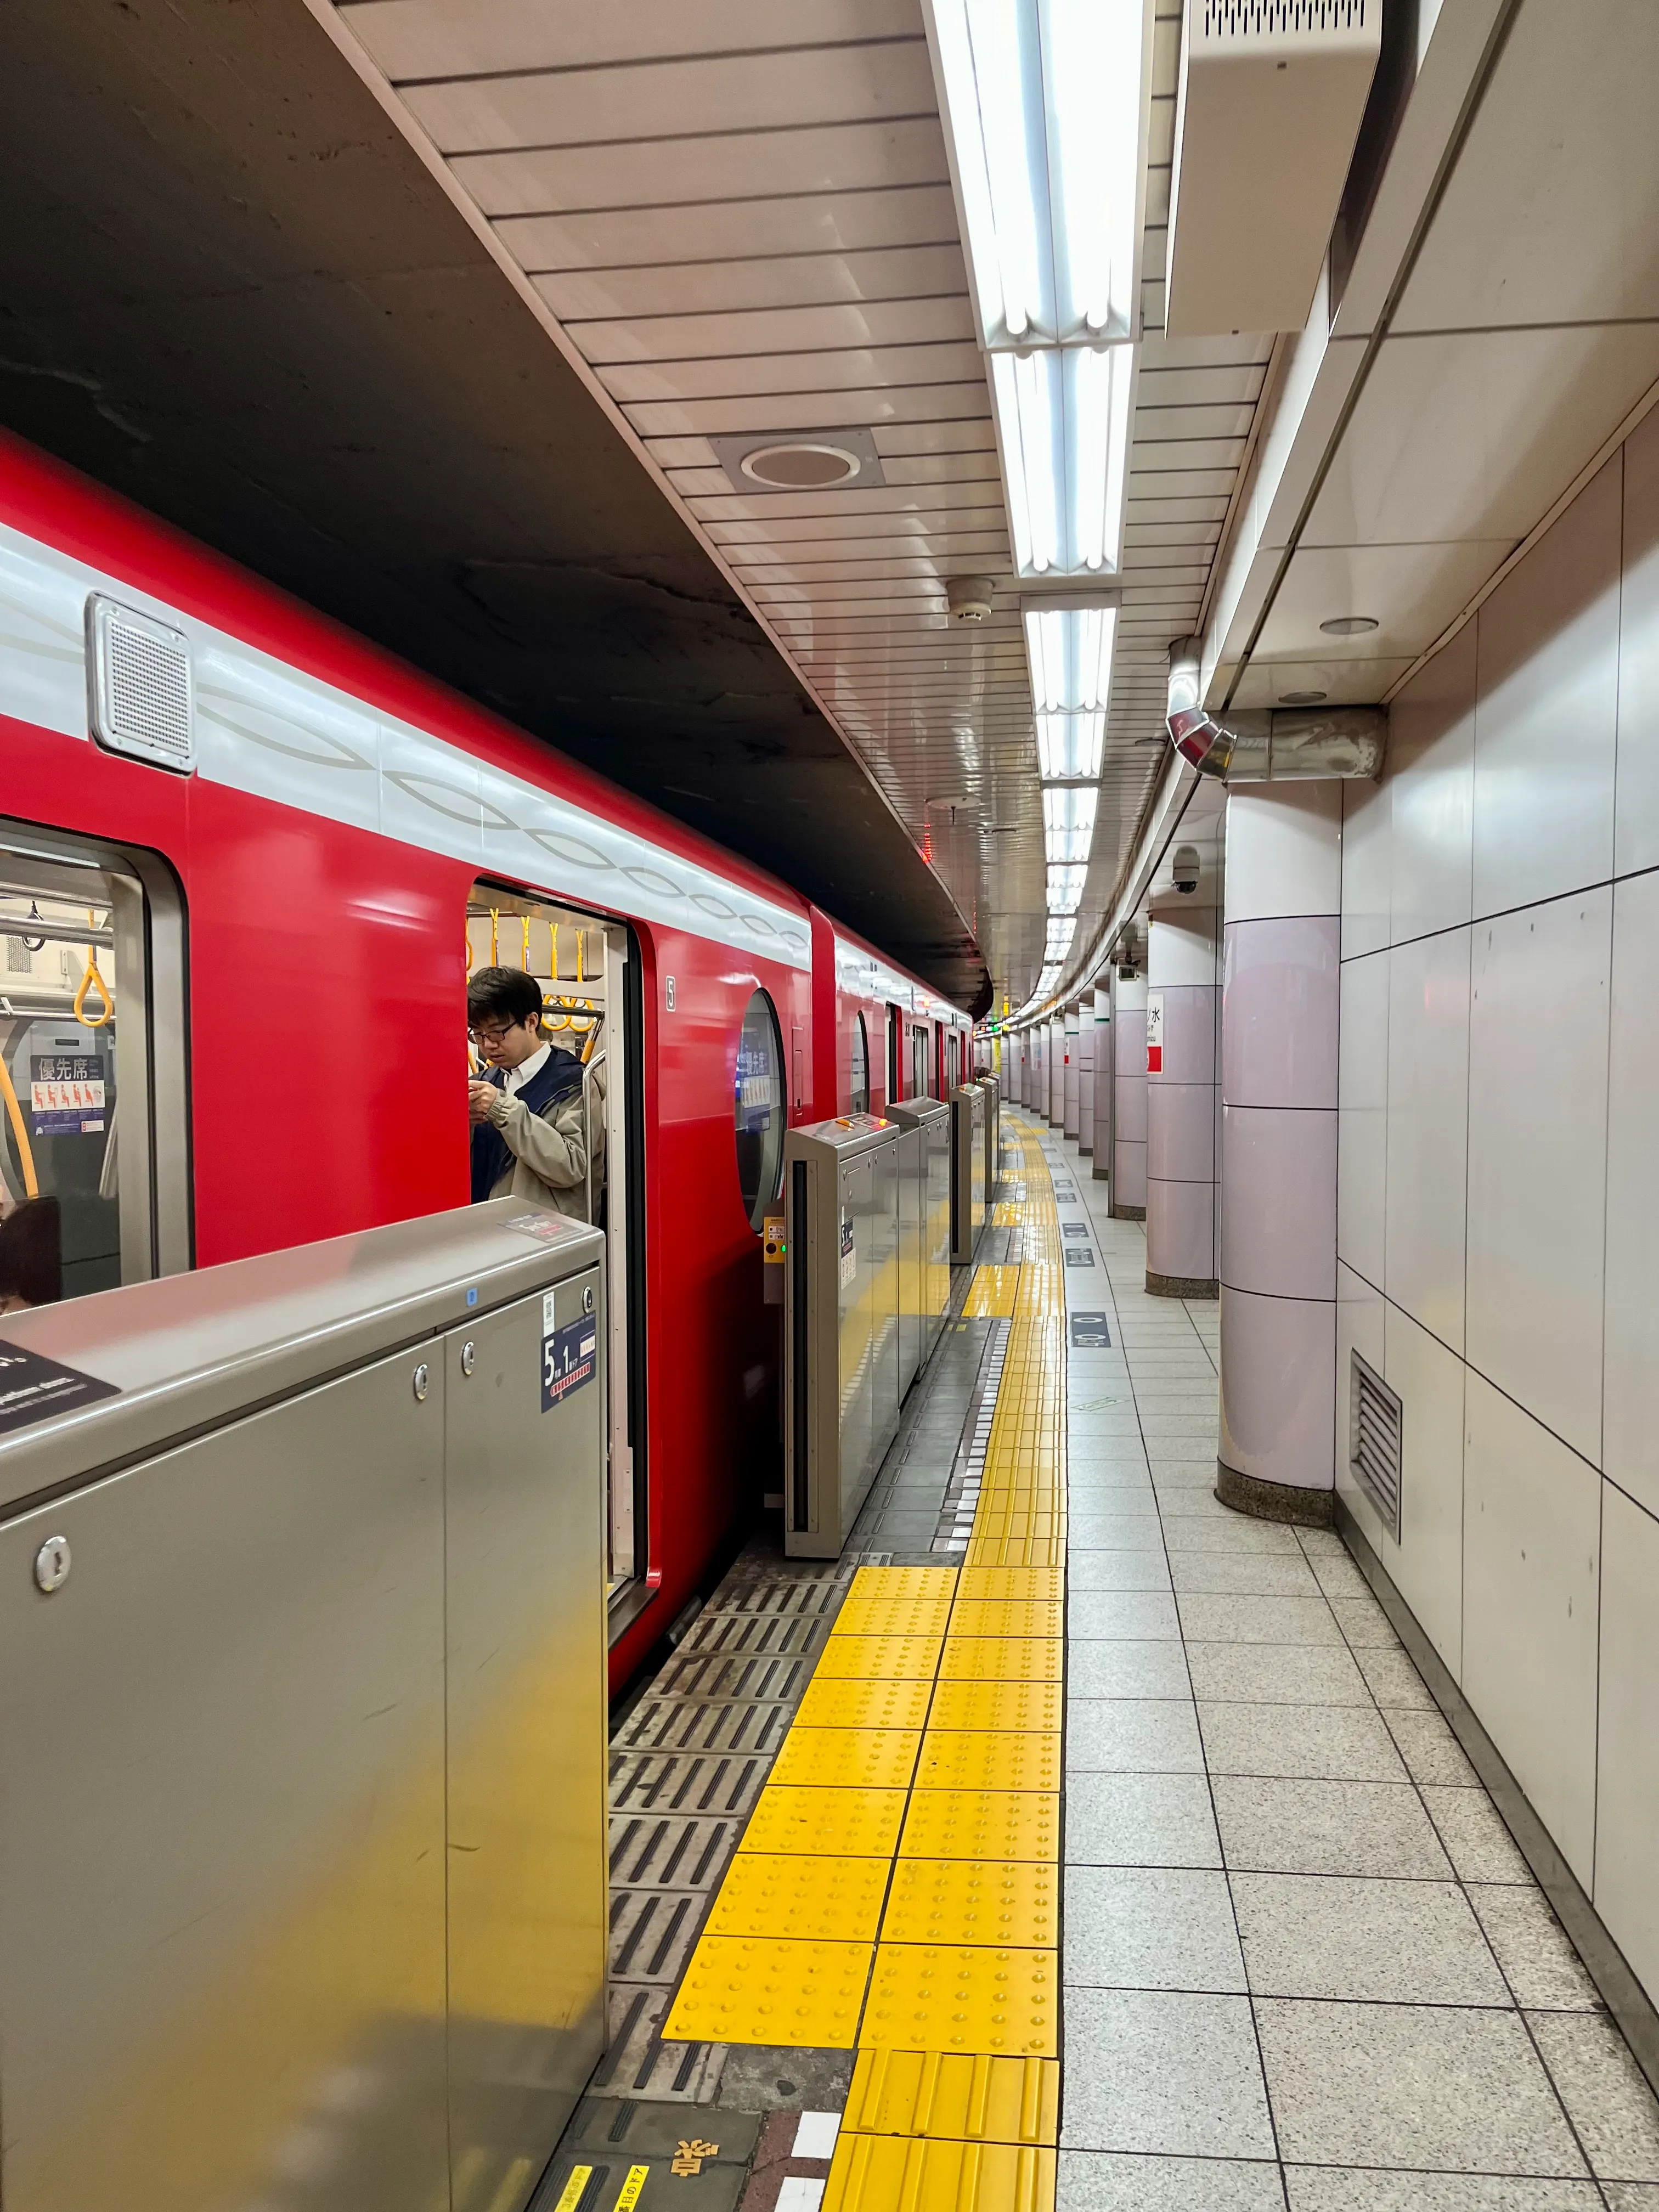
[
  {"x1": 1350, "y1": 1351, "x2": 1402, "y2": 1541},
  {"x1": 1201, "y1": 0, "x2": 1369, "y2": 36},
  {"x1": 87, "y1": 595, "x2": 195, "y2": 773}
]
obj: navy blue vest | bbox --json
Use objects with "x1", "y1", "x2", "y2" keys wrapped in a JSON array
[{"x1": 470, "y1": 1047, "x2": 584, "y2": 1201}]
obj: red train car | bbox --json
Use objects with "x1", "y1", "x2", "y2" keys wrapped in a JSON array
[{"x1": 0, "y1": 431, "x2": 971, "y2": 1685}]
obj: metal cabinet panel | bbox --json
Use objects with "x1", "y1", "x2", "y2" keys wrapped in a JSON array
[
  {"x1": 0, "y1": 1348, "x2": 449, "y2": 2212},
  {"x1": 443, "y1": 1274, "x2": 606, "y2": 2211},
  {"x1": 894, "y1": 1124, "x2": 922, "y2": 1394},
  {"x1": 950, "y1": 1085, "x2": 987, "y2": 1265}
]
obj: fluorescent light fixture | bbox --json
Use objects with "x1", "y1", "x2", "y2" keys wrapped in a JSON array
[
  {"x1": 1035, "y1": 714, "x2": 1104, "y2": 781},
  {"x1": 1043, "y1": 918, "x2": 1074, "y2": 957},
  {"x1": 1027, "y1": 600, "x2": 1116, "y2": 776},
  {"x1": 1043, "y1": 785, "x2": 1098, "y2": 863},
  {"x1": 927, "y1": 0, "x2": 1148, "y2": 351},
  {"x1": 1047, "y1": 865, "x2": 1086, "y2": 913},
  {"x1": 992, "y1": 345, "x2": 1133, "y2": 574}
]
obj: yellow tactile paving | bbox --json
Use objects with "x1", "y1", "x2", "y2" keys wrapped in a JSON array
[
  {"x1": 664, "y1": 1934, "x2": 871, "y2": 2048},
  {"x1": 704, "y1": 1853, "x2": 891, "y2": 1943},
  {"x1": 928, "y1": 1678, "x2": 1064, "y2": 1734},
  {"x1": 898, "y1": 1789, "x2": 1060, "y2": 1865},
  {"x1": 832, "y1": 1596, "x2": 956, "y2": 1639},
  {"x1": 849, "y1": 1565, "x2": 959, "y2": 1601},
  {"x1": 944, "y1": 1600, "x2": 1064, "y2": 1640},
  {"x1": 937, "y1": 1637, "x2": 1063, "y2": 1685},
  {"x1": 815, "y1": 1634, "x2": 944, "y2": 1679},
  {"x1": 823, "y1": 2132, "x2": 1057, "y2": 2212},
  {"x1": 844, "y1": 2049, "x2": 1060, "y2": 2145},
  {"x1": 956, "y1": 1567, "x2": 1064, "y2": 1603},
  {"x1": 795, "y1": 1675, "x2": 937, "y2": 1731},
  {"x1": 740, "y1": 1785, "x2": 907, "y2": 1858},
  {"x1": 964, "y1": 1534, "x2": 1067, "y2": 1569},
  {"x1": 881, "y1": 1859, "x2": 1059, "y2": 1949},
  {"x1": 860, "y1": 1943, "x2": 1058, "y2": 2058},
  {"x1": 913, "y1": 1731, "x2": 1062, "y2": 1794},
  {"x1": 770, "y1": 1726, "x2": 924, "y2": 1790},
  {"x1": 962, "y1": 1266, "x2": 1019, "y2": 1317}
]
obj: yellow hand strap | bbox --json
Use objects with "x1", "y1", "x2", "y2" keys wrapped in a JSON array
[
  {"x1": 0, "y1": 1054, "x2": 39, "y2": 1198},
  {"x1": 74, "y1": 911, "x2": 114, "y2": 1028}
]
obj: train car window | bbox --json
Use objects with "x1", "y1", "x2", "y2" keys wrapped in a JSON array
[
  {"x1": 735, "y1": 989, "x2": 786, "y2": 1231},
  {"x1": 850, "y1": 1011, "x2": 870, "y2": 1116},
  {"x1": 0, "y1": 823, "x2": 189, "y2": 1302},
  {"x1": 947, "y1": 1031, "x2": 962, "y2": 1090},
  {"x1": 887, "y1": 1006, "x2": 900, "y2": 1102},
  {"x1": 910, "y1": 1023, "x2": 928, "y2": 1102}
]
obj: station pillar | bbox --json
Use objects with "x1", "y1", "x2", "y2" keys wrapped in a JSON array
[
  {"x1": 1146, "y1": 896, "x2": 1221, "y2": 1298},
  {"x1": 1049, "y1": 1014, "x2": 1066, "y2": 1126},
  {"x1": 1217, "y1": 784, "x2": 1341, "y2": 1522},
  {"x1": 1110, "y1": 959, "x2": 1148, "y2": 1220},
  {"x1": 1063, "y1": 1003, "x2": 1081, "y2": 1138},
  {"x1": 1091, "y1": 985, "x2": 1113, "y2": 1179}
]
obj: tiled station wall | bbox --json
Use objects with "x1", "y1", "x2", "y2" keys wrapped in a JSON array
[{"x1": 1335, "y1": 403, "x2": 1659, "y2": 2012}]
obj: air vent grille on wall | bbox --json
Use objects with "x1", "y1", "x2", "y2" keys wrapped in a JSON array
[
  {"x1": 1200, "y1": 0, "x2": 1368, "y2": 37},
  {"x1": 87, "y1": 596, "x2": 195, "y2": 774},
  {"x1": 1350, "y1": 1351, "x2": 1402, "y2": 1542}
]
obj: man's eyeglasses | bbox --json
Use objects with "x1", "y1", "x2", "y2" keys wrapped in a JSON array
[{"x1": 470, "y1": 1024, "x2": 516, "y2": 1049}]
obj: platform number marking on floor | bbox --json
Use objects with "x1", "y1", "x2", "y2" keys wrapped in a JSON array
[{"x1": 1070, "y1": 1313, "x2": 1111, "y2": 1346}]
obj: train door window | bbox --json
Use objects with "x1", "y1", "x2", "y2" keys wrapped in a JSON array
[
  {"x1": 849, "y1": 1011, "x2": 870, "y2": 1116},
  {"x1": 910, "y1": 1023, "x2": 928, "y2": 1102},
  {"x1": 947, "y1": 1030, "x2": 961, "y2": 1090},
  {"x1": 735, "y1": 990, "x2": 786, "y2": 1227},
  {"x1": 886, "y1": 1006, "x2": 900, "y2": 1103},
  {"x1": 0, "y1": 823, "x2": 189, "y2": 1306},
  {"x1": 468, "y1": 888, "x2": 644, "y2": 1606}
]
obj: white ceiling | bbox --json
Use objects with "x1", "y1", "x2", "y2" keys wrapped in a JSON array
[{"x1": 319, "y1": 0, "x2": 1278, "y2": 1014}]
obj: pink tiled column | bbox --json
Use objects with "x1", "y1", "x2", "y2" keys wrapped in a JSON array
[
  {"x1": 1218, "y1": 786, "x2": 1342, "y2": 1523},
  {"x1": 1111, "y1": 965, "x2": 1148, "y2": 1220},
  {"x1": 1091, "y1": 985, "x2": 1112, "y2": 1180}
]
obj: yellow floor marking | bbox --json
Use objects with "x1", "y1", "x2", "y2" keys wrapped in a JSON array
[
  {"x1": 937, "y1": 1638, "x2": 1063, "y2": 1685},
  {"x1": 879, "y1": 1859, "x2": 1059, "y2": 1949},
  {"x1": 794, "y1": 1675, "x2": 936, "y2": 1731},
  {"x1": 770, "y1": 1726, "x2": 924, "y2": 1791},
  {"x1": 860, "y1": 1943, "x2": 1057, "y2": 2058},
  {"x1": 849, "y1": 1565, "x2": 959, "y2": 1601},
  {"x1": 814, "y1": 1634, "x2": 944, "y2": 1679},
  {"x1": 550, "y1": 2168, "x2": 592, "y2": 2212},
  {"x1": 843, "y1": 2049, "x2": 1059, "y2": 2146},
  {"x1": 703, "y1": 1853, "x2": 890, "y2": 1943},
  {"x1": 913, "y1": 1731, "x2": 1062, "y2": 1794},
  {"x1": 962, "y1": 1266, "x2": 1019, "y2": 1317},
  {"x1": 739, "y1": 1785, "x2": 909, "y2": 1859},
  {"x1": 927, "y1": 1679, "x2": 1063, "y2": 1734},
  {"x1": 612, "y1": 2166, "x2": 650, "y2": 2211},
  {"x1": 944, "y1": 1600, "x2": 1063, "y2": 1639},
  {"x1": 964, "y1": 1534, "x2": 1066, "y2": 1569},
  {"x1": 832, "y1": 1595, "x2": 956, "y2": 1639},
  {"x1": 823, "y1": 2132, "x2": 1057, "y2": 2212},
  {"x1": 664, "y1": 1934, "x2": 872, "y2": 2048},
  {"x1": 955, "y1": 1567, "x2": 1063, "y2": 1603},
  {"x1": 897, "y1": 1789, "x2": 1060, "y2": 1865}
]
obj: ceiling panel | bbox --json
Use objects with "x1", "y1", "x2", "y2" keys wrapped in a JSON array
[{"x1": 324, "y1": 0, "x2": 1271, "y2": 1010}]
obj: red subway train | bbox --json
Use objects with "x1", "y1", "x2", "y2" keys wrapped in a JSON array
[{"x1": 0, "y1": 430, "x2": 972, "y2": 1686}]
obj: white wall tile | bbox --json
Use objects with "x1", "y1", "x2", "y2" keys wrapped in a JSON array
[
  {"x1": 1472, "y1": 454, "x2": 1620, "y2": 917},
  {"x1": 1335, "y1": 1261, "x2": 1385, "y2": 1549},
  {"x1": 1341, "y1": 771, "x2": 1390, "y2": 960},
  {"x1": 1616, "y1": 403, "x2": 1659, "y2": 874},
  {"x1": 1383, "y1": 1302, "x2": 1465, "y2": 1678},
  {"x1": 1466, "y1": 890, "x2": 1610, "y2": 1465},
  {"x1": 1593, "y1": 1481, "x2": 1659, "y2": 2003},
  {"x1": 1463, "y1": 1373, "x2": 1600, "y2": 1886},
  {"x1": 1603, "y1": 870, "x2": 1659, "y2": 1517},
  {"x1": 1224, "y1": 783, "x2": 1342, "y2": 923},
  {"x1": 1389, "y1": 615, "x2": 1476, "y2": 945},
  {"x1": 1338, "y1": 949, "x2": 1389, "y2": 1288},
  {"x1": 1385, "y1": 926, "x2": 1470, "y2": 1352}
]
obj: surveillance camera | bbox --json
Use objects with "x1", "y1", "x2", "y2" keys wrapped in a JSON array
[{"x1": 1172, "y1": 844, "x2": 1201, "y2": 895}]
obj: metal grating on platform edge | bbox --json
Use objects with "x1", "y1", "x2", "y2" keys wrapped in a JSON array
[
  {"x1": 601, "y1": 1551, "x2": 853, "y2": 2104},
  {"x1": 934, "y1": 1319, "x2": 1011, "y2": 1554}
]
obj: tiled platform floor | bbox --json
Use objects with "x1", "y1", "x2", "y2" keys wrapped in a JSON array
[{"x1": 1047, "y1": 1119, "x2": 1659, "y2": 2212}]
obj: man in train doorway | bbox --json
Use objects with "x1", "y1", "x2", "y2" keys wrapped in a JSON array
[{"x1": 467, "y1": 966, "x2": 591, "y2": 1218}]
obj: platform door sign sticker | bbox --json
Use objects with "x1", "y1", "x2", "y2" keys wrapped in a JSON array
[
  {"x1": 1145, "y1": 991, "x2": 1164, "y2": 1075},
  {"x1": 541, "y1": 1290, "x2": 597, "y2": 1413},
  {"x1": 0, "y1": 1342, "x2": 120, "y2": 1434},
  {"x1": 839, "y1": 1213, "x2": 856, "y2": 1288},
  {"x1": 31, "y1": 1054, "x2": 106, "y2": 1135}
]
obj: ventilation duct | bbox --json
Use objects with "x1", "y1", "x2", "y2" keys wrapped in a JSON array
[{"x1": 1166, "y1": 636, "x2": 1384, "y2": 781}]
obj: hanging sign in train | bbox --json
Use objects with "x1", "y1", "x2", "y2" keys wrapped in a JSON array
[{"x1": 30, "y1": 1054, "x2": 106, "y2": 1136}]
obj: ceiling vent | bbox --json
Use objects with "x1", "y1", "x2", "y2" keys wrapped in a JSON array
[
  {"x1": 712, "y1": 427, "x2": 885, "y2": 495},
  {"x1": 1165, "y1": 0, "x2": 1381, "y2": 336},
  {"x1": 86, "y1": 596, "x2": 195, "y2": 774},
  {"x1": 1350, "y1": 1350, "x2": 1402, "y2": 1542}
]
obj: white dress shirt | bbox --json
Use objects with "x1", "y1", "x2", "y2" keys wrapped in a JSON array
[{"x1": 502, "y1": 1040, "x2": 551, "y2": 1097}]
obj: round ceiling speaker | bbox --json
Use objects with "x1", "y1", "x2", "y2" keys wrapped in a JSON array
[
  {"x1": 1279, "y1": 689, "x2": 1328, "y2": 706},
  {"x1": 1319, "y1": 615, "x2": 1380, "y2": 636},
  {"x1": 740, "y1": 442, "x2": 862, "y2": 489}
]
